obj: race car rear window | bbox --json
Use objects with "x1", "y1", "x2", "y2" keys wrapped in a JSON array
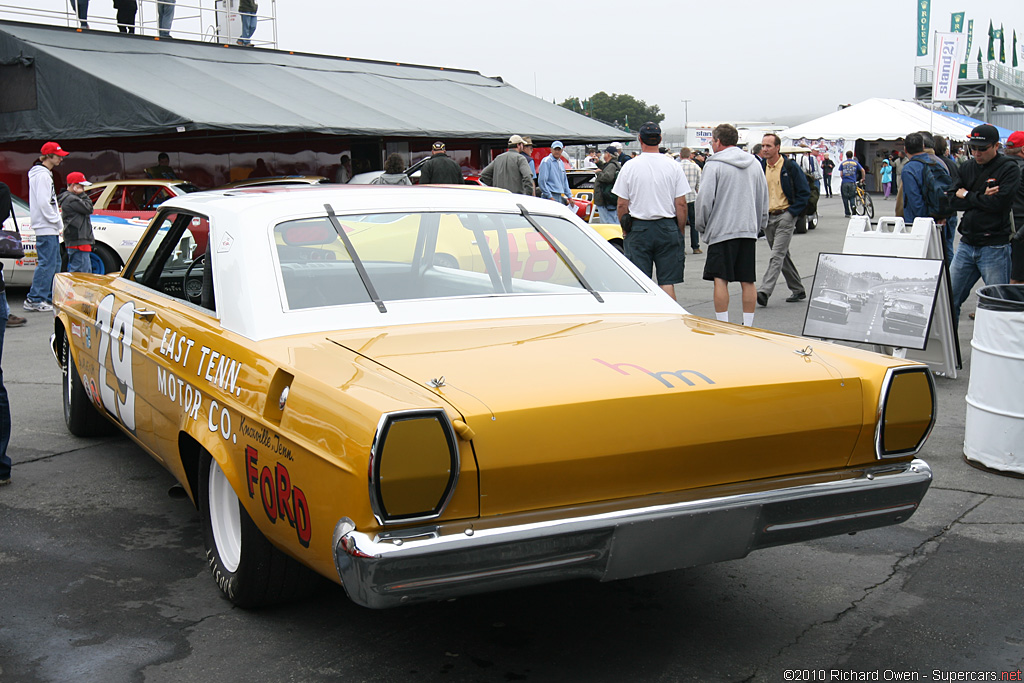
[{"x1": 273, "y1": 211, "x2": 643, "y2": 310}]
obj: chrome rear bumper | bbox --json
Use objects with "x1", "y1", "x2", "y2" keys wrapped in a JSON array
[{"x1": 333, "y1": 459, "x2": 931, "y2": 609}]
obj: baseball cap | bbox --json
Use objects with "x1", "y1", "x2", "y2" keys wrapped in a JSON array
[
  {"x1": 551, "y1": 140, "x2": 564, "y2": 149},
  {"x1": 967, "y1": 124, "x2": 1000, "y2": 148},
  {"x1": 508, "y1": 134, "x2": 526, "y2": 146},
  {"x1": 66, "y1": 171, "x2": 92, "y2": 186},
  {"x1": 521, "y1": 136, "x2": 533, "y2": 146},
  {"x1": 431, "y1": 141, "x2": 445, "y2": 151},
  {"x1": 638, "y1": 122, "x2": 662, "y2": 141},
  {"x1": 40, "y1": 141, "x2": 69, "y2": 157},
  {"x1": 612, "y1": 142, "x2": 623, "y2": 150},
  {"x1": 604, "y1": 145, "x2": 617, "y2": 154},
  {"x1": 1006, "y1": 131, "x2": 1024, "y2": 149}
]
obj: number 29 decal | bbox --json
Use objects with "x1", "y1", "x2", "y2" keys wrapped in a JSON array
[{"x1": 96, "y1": 294, "x2": 137, "y2": 432}]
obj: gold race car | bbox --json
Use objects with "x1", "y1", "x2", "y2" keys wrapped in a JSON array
[{"x1": 52, "y1": 185, "x2": 935, "y2": 609}]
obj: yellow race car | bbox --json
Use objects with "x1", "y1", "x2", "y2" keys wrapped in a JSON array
[{"x1": 51, "y1": 185, "x2": 935, "y2": 609}]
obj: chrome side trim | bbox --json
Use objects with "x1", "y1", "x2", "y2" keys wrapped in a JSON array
[
  {"x1": 335, "y1": 459, "x2": 932, "y2": 608},
  {"x1": 875, "y1": 366, "x2": 937, "y2": 459},
  {"x1": 368, "y1": 409, "x2": 460, "y2": 526}
]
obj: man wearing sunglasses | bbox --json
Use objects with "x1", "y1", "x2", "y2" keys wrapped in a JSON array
[{"x1": 948, "y1": 124, "x2": 1021, "y2": 325}]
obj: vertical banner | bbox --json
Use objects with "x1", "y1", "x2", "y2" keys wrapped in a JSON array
[
  {"x1": 1015, "y1": 30, "x2": 1019, "y2": 68},
  {"x1": 998, "y1": 24, "x2": 1005, "y2": 63},
  {"x1": 918, "y1": 0, "x2": 931, "y2": 56},
  {"x1": 953, "y1": 14, "x2": 969, "y2": 78},
  {"x1": 988, "y1": 20, "x2": 995, "y2": 61},
  {"x1": 933, "y1": 32, "x2": 966, "y2": 101}
]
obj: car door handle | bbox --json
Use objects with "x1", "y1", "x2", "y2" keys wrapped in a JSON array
[{"x1": 134, "y1": 309, "x2": 156, "y2": 319}]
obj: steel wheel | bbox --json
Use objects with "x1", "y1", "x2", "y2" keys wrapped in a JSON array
[{"x1": 207, "y1": 458, "x2": 242, "y2": 573}]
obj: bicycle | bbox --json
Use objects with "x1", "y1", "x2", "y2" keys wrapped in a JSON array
[{"x1": 853, "y1": 181, "x2": 874, "y2": 219}]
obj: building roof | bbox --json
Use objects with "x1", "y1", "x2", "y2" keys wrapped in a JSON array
[{"x1": 0, "y1": 20, "x2": 626, "y2": 144}]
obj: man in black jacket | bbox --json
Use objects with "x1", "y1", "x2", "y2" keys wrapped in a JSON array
[
  {"x1": 948, "y1": 124, "x2": 1021, "y2": 324},
  {"x1": 0, "y1": 183, "x2": 26, "y2": 329},
  {"x1": 756, "y1": 133, "x2": 810, "y2": 307},
  {"x1": 418, "y1": 142, "x2": 463, "y2": 185}
]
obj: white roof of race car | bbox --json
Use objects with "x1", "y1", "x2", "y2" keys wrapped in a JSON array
[{"x1": 156, "y1": 186, "x2": 677, "y2": 341}]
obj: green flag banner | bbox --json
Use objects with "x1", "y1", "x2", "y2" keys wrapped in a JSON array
[
  {"x1": 978, "y1": 47, "x2": 984, "y2": 77},
  {"x1": 955, "y1": 15, "x2": 968, "y2": 78},
  {"x1": 988, "y1": 20, "x2": 995, "y2": 60},
  {"x1": 998, "y1": 24, "x2": 1006, "y2": 63},
  {"x1": 918, "y1": 0, "x2": 931, "y2": 56},
  {"x1": 1014, "y1": 30, "x2": 1019, "y2": 68}
]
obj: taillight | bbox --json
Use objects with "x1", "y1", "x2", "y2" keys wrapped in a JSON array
[
  {"x1": 369, "y1": 410, "x2": 459, "y2": 525},
  {"x1": 876, "y1": 367, "x2": 936, "y2": 458}
]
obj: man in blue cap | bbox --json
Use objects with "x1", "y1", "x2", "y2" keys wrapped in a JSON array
[{"x1": 538, "y1": 141, "x2": 573, "y2": 205}]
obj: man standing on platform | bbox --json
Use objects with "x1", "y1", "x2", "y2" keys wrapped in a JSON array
[{"x1": 756, "y1": 134, "x2": 808, "y2": 307}]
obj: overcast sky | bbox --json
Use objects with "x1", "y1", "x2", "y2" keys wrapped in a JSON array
[{"x1": 19, "y1": 0, "x2": 1024, "y2": 130}]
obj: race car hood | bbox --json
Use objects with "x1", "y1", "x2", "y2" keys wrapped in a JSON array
[{"x1": 328, "y1": 314, "x2": 888, "y2": 517}]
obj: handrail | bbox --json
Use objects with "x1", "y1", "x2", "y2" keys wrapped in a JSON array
[
  {"x1": 0, "y1": 0, "x2": 278, "y2": 48},
  {"x1": 914, "y1": 63, "x2": 1024, "y2": 91}
]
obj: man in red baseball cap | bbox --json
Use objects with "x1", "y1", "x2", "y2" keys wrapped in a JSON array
[
  {"x1": 1005, "y1": 131, "x2": 1024, "y2": 284},
  {"x1": 24, "y1": 142, "x2": 69, "y2": 312}
]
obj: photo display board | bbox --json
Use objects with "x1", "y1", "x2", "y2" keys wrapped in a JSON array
[{"x1": 802, "y1": 253, "x2": 944, "y2": 351}]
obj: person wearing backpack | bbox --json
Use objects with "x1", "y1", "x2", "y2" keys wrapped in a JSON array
[
  {"x1": 901, "y1": 132, "x2": 954, "y2": 232},
  {"x1": 947, "y1": 124, "x2": 1022, "y2": 324},
  {"x1": 593, "y1": 146, "x2": 621, "y2": 224}
]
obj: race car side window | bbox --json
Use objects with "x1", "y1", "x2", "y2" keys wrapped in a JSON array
[{"x1": 125, "y1": 211, "x2": 213, "y2": 309}]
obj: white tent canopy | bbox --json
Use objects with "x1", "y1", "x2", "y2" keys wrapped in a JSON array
[{"x1": 780, "y1": 98, "x2": 974, "y2": 142}]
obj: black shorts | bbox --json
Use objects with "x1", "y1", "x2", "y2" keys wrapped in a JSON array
[{"x1": 703, "y1": 238, "x2": 756, "y2": 282}]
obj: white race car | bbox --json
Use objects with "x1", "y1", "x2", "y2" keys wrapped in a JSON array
[{"x1": 1, "y1": 196, "x2": 149, "y2": 285}]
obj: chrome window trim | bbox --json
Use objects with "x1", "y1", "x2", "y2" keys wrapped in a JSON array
[
  {"x1": 875, "y1": 366, "x2": 937, "y2": 459},
  {"x1": 368, "y1": 409, "x2": 461, "y2": 526}
]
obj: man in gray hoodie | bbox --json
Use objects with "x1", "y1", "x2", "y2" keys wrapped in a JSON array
[
  {"x1": 695, "y1": 124, "x2": 768, "y2": 326},
  {"x1": 25, "y1": 141, "x2": 68, "y2": 313}
]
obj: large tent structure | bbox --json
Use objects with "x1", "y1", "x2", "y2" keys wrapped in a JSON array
[
  {"x1": 778, "y1": 98, "x2": 1011, "y2": 192},
  {"x1": 780, "y1": 98, "x2": 978, "y2": 143},
  {"x1": 0, "y1": 20, "x2": 627, "y2": 193}
]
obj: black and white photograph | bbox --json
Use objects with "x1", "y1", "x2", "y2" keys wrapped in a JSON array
[{"x1": 802, "y1": 253, "x2": 944, "y2": 350}]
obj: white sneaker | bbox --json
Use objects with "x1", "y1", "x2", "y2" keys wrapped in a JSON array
[{"x1": 23, "y1": 300, "x2": 53, "y2": 312}]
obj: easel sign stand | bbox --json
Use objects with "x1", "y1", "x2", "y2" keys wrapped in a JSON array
[{"x1": 841, "y1": 216, "x2": 960, "y2": 378}]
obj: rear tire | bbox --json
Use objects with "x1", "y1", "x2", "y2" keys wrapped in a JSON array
[
  {"x1": 864, "y1": 194, "x2": 875, "y2": 219},
  {"x1": 199, "y1": 453, "x2": 320, "y2": 608},
  {"x1": 62, "y1": 332, "x2": 117, "y2": 437}
]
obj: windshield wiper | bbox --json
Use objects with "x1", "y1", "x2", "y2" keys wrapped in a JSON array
[
  {"x1": 517, "y1": 204, "x2": 604, "y2": 303},
  {"x1": 324, "y1": 203, "x2": 387, "y2": 313}
]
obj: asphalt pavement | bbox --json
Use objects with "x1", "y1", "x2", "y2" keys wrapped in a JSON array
[{"x1": 0, "y1": 192, "x2": 1021, "y2": 682}]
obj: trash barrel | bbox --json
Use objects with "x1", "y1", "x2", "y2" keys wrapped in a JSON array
[{"x1": 964, "y1": 284, "x2": 1024, "y2": 474}]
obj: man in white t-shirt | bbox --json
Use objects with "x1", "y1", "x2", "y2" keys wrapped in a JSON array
[{"x1": 611, "y1": 122, "x2": 691, "y2": 299}]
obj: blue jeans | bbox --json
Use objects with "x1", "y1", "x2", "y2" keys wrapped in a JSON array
[
  {"x1": 950, "y1": 242, "x2": 1011, "y2": 325},
  {"x1": 67, "y1": 249, "x2": 93, "y2": 273},
  {"x1": 840, "y1": 182, "x2": 856, "y2": 216},
  {"x1": 69, "y1": 0, "x2": 88, "y2": 26},
  {"x1": 240, "y1": 12, "x2": 257, "y2": 44},
  {"x1": 942, "y1": 215, "x2": 958, "y2": 269},
  {"x1": 595, "y1": 204, "x2": 618, "y2": 225},
  {"x1": 157, "y1": 0, "x2": 175, "y2": 37},
  {"x1": 26, "y1": 234, "x2": 60, "y2": 305},
  {"x1": 0, "y1": 292, "x2": 10, "y2": 480}
]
